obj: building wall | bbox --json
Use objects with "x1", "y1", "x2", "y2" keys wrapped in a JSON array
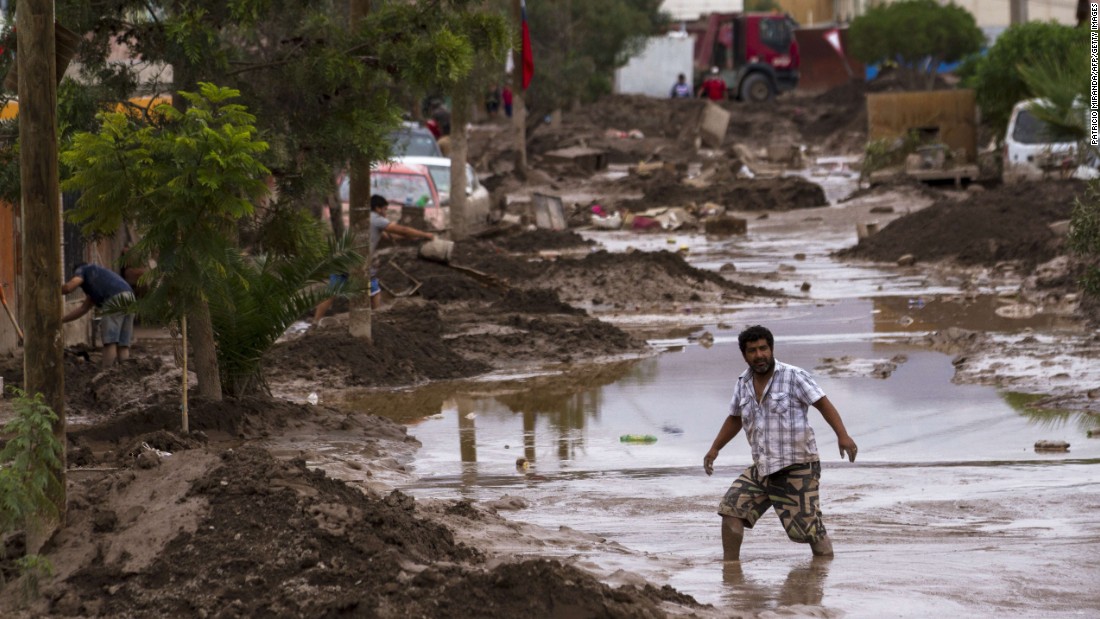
[
  {"x1": 662, "y1": 0, "x2": 745, "y2": 21},
  {"x1": 830, "y1": 0, "x2": 1076, "y2": 27},
  {"x1": 614, "y1": 35, "x2": 697, "y2": 98},
  {"x1": 783, "y1": 0, "x2": 837, "y2": 26}
]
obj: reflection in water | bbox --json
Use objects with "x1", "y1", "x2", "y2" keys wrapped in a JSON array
[
  {"x1": 722, "y1": 558, "x2": 831, "y2": 611},
  {"x1": 1003, "y1": 391, "x2": 1098, "y2": 433},
  {"x1": 343, "y1": 360, "x2": 645, "y2": 479},
  {"x1": 871, "y1": 295, "x2": 1075, "y2": 334}
]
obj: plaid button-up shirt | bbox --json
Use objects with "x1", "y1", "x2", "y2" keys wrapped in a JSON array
[{"x1": 728, "y1": 360, "x2": 825, "y2": 476}]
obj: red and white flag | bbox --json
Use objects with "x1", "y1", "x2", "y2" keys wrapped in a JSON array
[
  {"x1": 823, "y1": 28, "x2": 844, "y2": 57},
  {"x1": 521, "y1": 0, "x2": 534, "y2": 90}
]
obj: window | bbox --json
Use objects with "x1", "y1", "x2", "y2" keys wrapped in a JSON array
[
  {"x1": 758, "y1": 18, "x2": 792, "y2": 53},
  {"x1": 370, "y1": 173, "x2": 437, "y2": 208}
]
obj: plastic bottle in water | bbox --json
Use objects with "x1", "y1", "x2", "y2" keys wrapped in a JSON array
[{"x1": 619, "y1": 434, "x2": 658, "y2": 443}]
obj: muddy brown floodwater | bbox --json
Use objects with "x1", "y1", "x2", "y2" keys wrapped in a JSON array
[{"x1": 1, "y1": 85, "x2": 1098, "y2": 618}]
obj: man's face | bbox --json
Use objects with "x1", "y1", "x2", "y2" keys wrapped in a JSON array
[{"x1": 742, "y1": 338, "x2": 774, "y2": 376}]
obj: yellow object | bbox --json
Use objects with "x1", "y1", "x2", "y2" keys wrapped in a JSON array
[{"x1": 619, "y1": 434, "x2": 658, "y2": 443}]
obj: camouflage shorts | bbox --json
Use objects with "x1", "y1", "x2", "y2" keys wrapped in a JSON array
[{"x1": 717, "y1": 461, "x2": 826, "y2": 543}]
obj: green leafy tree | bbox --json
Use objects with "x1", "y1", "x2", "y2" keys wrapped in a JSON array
[
  {"x1": 62, "y1": 83, "x2": 270, "y2": 401},
  {"x1": 958, "y1": 21, "x2": 1088, "y2": 137},
  {"x1": 0, "y1": 389, "x2": 64, "y2": 533},
  {"x1": 1, "y1": 388, "x2": 63, "y2": 581},
  {"x1": 848, "y1": 0, "x2": 984, "y2": 90}
]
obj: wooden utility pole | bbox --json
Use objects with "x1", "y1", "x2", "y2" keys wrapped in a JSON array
[
  {"x1": 450, "y1": 93, "x2": 470, "y2": 240},
  {"x1": 17, "y1": 0, "x2": 66, "y2": 520},
  {"x1": 347, "y1": 0, "x2": 373, "y2": 341},
  {"x1": 511, "y1": 0, "x2": 528, "y2": 178}
]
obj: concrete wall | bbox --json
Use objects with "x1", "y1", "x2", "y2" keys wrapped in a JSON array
[
  {"x1": 614, "y1": 35, "x2": 697, "y2": 99},
  {"x1": 662, "y1": 0, "x2": 745, "y2": 21}
]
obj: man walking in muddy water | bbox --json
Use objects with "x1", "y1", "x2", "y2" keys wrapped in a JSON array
[{"x1": 703, "y1": 325, "x2": 857, "y2": 561}]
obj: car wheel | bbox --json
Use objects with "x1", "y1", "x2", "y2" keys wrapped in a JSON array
[{"x1": 740, "y1": 73, "x2": 773, "y2": 103}]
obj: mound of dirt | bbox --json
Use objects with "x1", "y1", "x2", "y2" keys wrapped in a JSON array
[
  {"x1": 837, "y1": 180, "x2": 1086, "y2": 268},
  {"x1": 615, "y1": 173, "x2": 827, "y2": 212},
  {"x1": 268, "y1": 303, "x2": 493, "y2": 390},
  {"x1": 50, "y1": 445, "x2": 694, "y2": 618},
  {"x1": 536, "y1": 250, "x2": 778, "y2": 310}
]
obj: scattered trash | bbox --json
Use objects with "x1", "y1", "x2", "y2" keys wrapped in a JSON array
[
  {"x1": 141, "y1": 442, "x2": 172, "y2": 458},
  {"x1": 994, "y1": 303, "x2": 1038, "y2": 319},
  {"x1": 1034, "y1": 440, "x2": 1070, "y2": 452},
  {"x1": 307, "y1": 392, "x2": 319, "y2": 405},
  {"x1": 464, "y1": 412, "x2": 477, "y2": 420},
  {"x1": 619, "y1": 434, "x2": 658, "y2": 443},
  {"x1": 907, "y1": 298, "x2": 925, "y2": 309},
  {"x1": 589, "y1": 211, "x2": 624, "y2": 229}
]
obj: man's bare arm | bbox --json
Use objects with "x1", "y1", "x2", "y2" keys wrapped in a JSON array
[
  {"x1": 812, "y1": 396, "x2": 857, "y2": 462},
  {"x1": 704, "y1": 415, "x2": 743, "y2": 475}
]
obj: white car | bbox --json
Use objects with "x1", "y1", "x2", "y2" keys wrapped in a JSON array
[
  {"x1": 1003, "y1": 99, "x2": 1098, "y2": 183},
  {"x1": 396, "y1": 156, "x2": 491, "y2": 229}
]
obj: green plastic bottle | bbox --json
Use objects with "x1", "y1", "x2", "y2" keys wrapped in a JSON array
[{"x1": 619, "y1": 434, "x2": 658, "y2": 443}]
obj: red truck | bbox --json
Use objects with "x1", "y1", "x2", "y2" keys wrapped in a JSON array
[{"x1": 687, "y1": 12, "x2": 800, "y2": 102}]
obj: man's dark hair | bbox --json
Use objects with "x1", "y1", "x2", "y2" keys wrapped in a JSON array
[
  {"x1": 70, "y1": 262, "x2": 87, "y2": 278},
  {"x1": 738, "y1": 325, "x2": 774, "y2": 354},
  {"x1": 370, "y1": 194, "x2": 388, "y2": 210}
]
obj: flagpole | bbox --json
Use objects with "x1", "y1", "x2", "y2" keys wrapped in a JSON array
[{"x1": 512, "y1": 0, "x2": 528, "y2": 178}]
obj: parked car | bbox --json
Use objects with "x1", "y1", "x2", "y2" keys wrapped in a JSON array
[
  {"x1": 387, "y1": 122, "x2": 442, "y2": 158},
  {"x1": 396, "y1": 156, "x2": 491, "y2": 228},
  {"x1": 1004, "y1": 99, "x2": 1098, "y2": 183},
  {"x1": 339, "y1": 162, "x2": 446, "y2": 231}
]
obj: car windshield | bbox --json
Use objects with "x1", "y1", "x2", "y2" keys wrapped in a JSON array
[
  {"x1": 371, "y1": 173, "x2": 437, "y2": 208},
  {"x1": 388, "y1": 129, "x2": 442, "y2": 157},
  {"x1": 424, "y1": 164, "x2": 476, "y2": 196},
  {"x1": 1012, "y1": 109, "x2": 1073, "y2": 145},
  {"x1": 425, "y1": 166, "x2": 451, "y2": 195}
]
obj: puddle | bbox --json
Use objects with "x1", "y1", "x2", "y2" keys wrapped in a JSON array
[{"x1": 383, "y1": 298, "x2": 1099, "y2": 617}]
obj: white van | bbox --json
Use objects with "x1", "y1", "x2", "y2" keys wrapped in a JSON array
[{"x1": 1003, "y1": 98, "x2": 1097, "y2": 182}]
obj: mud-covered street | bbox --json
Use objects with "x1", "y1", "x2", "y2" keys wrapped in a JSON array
[{"x1": 2, "y1": 85, "x2": 1098, "y2": 618}]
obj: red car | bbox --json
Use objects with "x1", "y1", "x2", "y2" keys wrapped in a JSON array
[{"x1": 339, "y1": 162, "x2": 446, "y2": 231}]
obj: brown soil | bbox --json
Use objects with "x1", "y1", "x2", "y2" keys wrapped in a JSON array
[
  {"x1": 837, "y1": 180, "x2": 1086, "y2": 268},
  {"x1": 614, "y1": 172, "x2": 828, "y2": 212}
]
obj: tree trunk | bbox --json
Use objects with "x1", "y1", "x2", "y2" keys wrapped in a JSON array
[
  {"x1": 328, "y1": 187, "x2": 346, "y2": 239},
  {"x1": 187, "y1": 300, "x2": 222, "y2": 400},
  {"x1": 18, "y1": 0, "x2": 66, "y2": 535},
  {"x1": 450, "y1": 93, "x2": 471, "y2": 240},
  {"x1": 347, "y1": 0, "x2": 373, "y2": 341}
]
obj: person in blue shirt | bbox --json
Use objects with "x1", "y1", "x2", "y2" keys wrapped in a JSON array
[
  {"x1": 62, "y1": 263, "x2": 136, "y2": 368},
  {"x1": 670, "y1": 73, "x2": 692, "y2": 98}
]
